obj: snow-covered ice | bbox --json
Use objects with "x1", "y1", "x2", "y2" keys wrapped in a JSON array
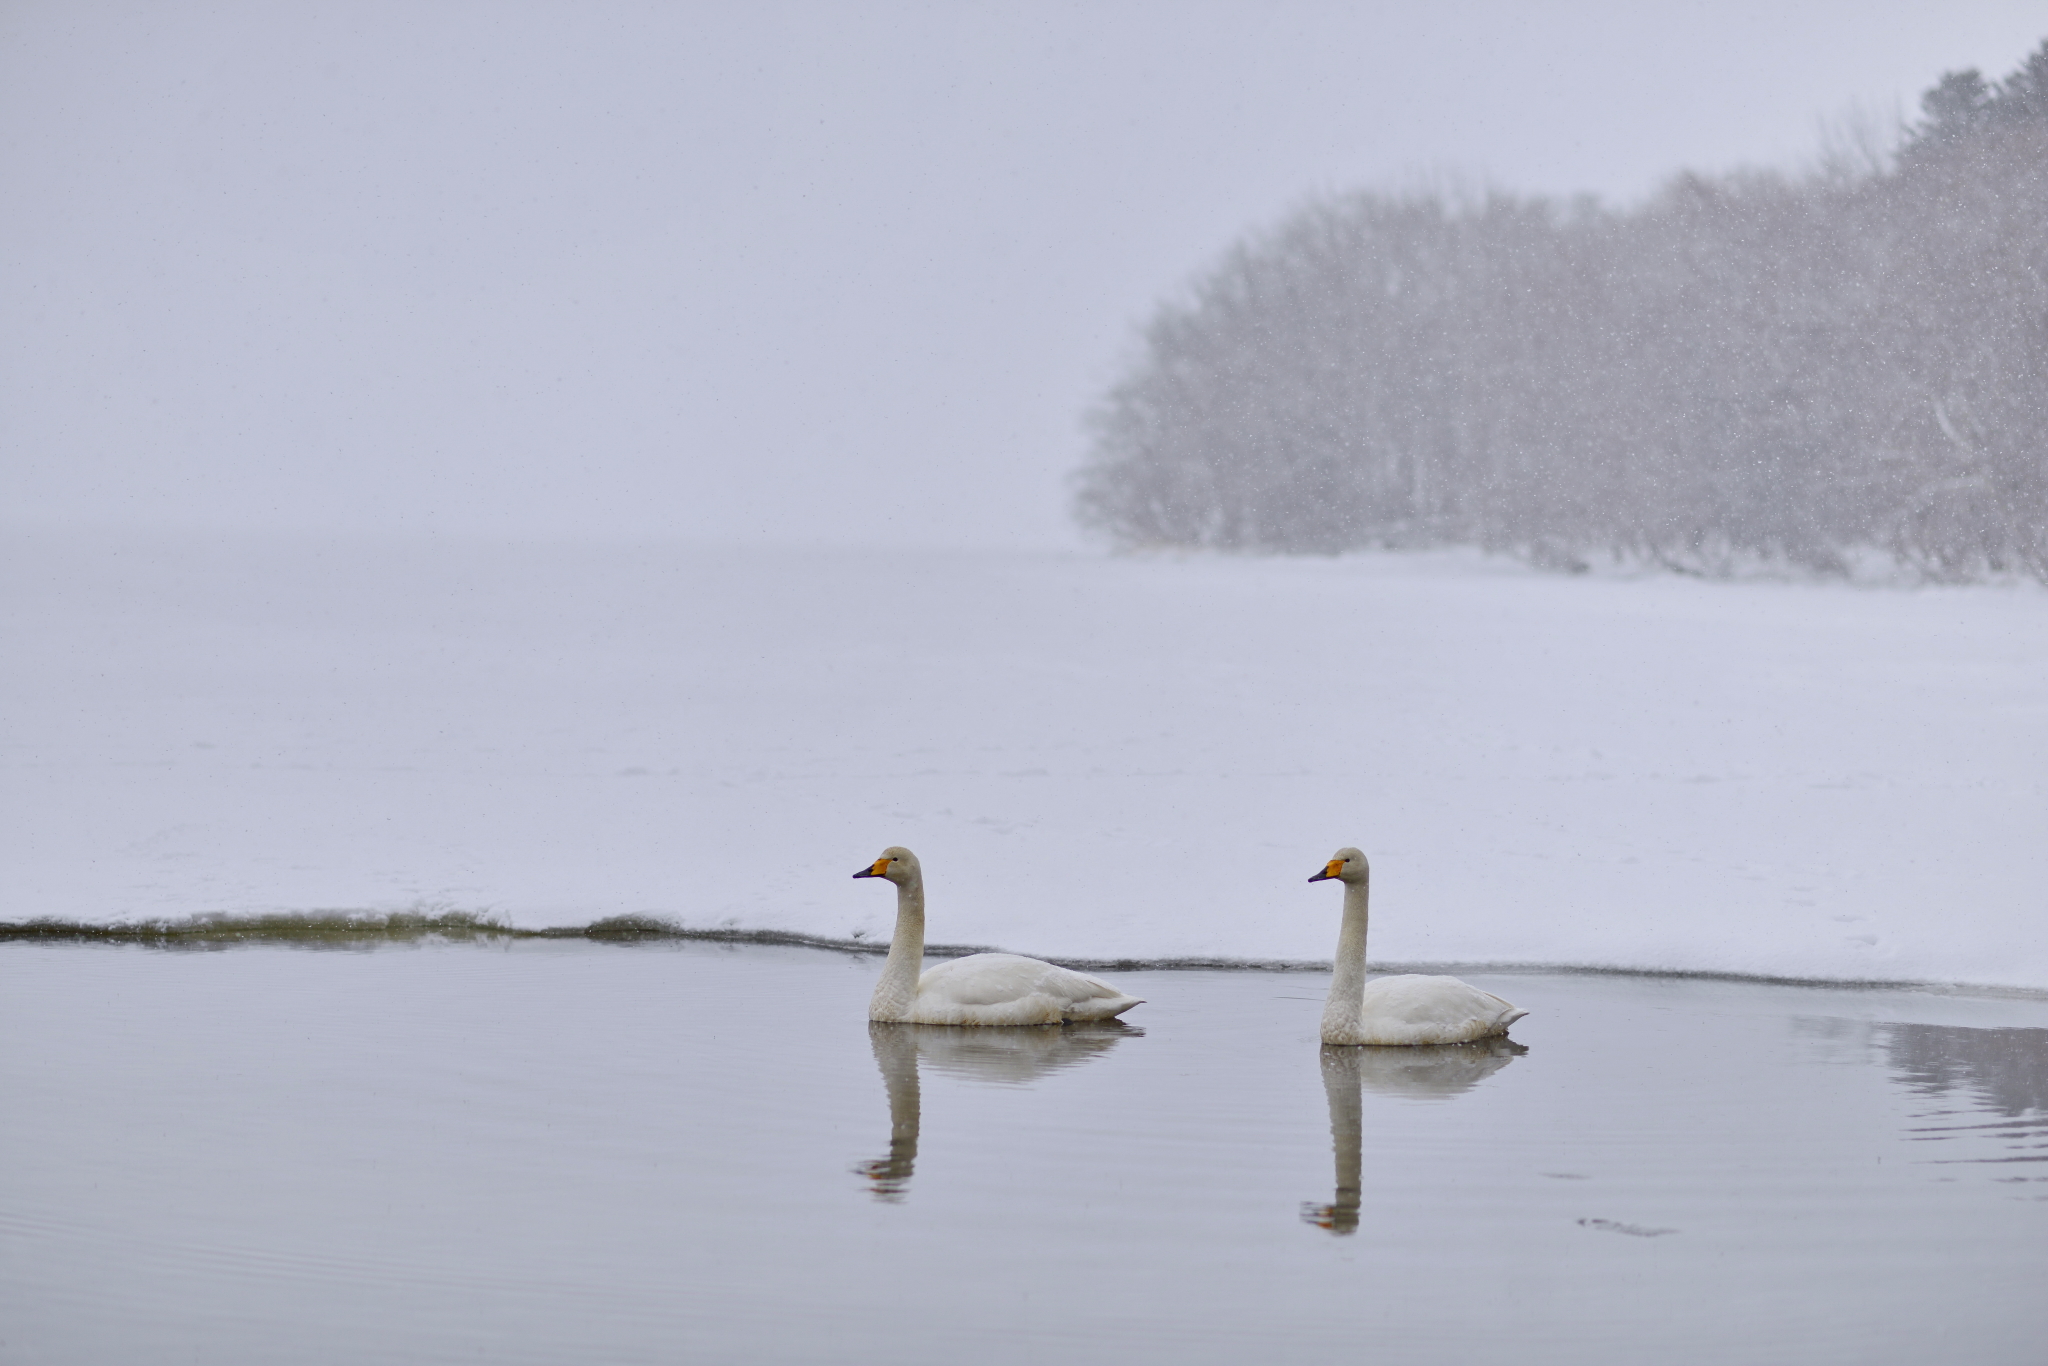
[{"x1": 3, "y1": 530, "x2": 2044, "y2": 988}]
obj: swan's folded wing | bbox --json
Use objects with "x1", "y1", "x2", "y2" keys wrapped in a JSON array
[
  {"x1": 1036, "y1": 962, "x2": 1129, "y2": 1003},
  {"x1": 1029, "y1": 961, "x2": 1145, "y2": 1019},
  {"x1": 918, "y1": 953, "x2": 1142, "y2": 1018},
  {"x1": 918, "y1": 953, "x2": 1094, "y2": 1005},
  {"x1": 1357, "y1": 974, "x2": 1525, "y2": 1040}
]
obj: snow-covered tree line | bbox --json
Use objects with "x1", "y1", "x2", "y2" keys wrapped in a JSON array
[{"x1": 1075, "y1": 43, "x2": 2048, "y2": 580}]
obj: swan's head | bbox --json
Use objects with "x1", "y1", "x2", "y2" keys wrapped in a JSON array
[
  {"x1": 1308, "y1": 847, "x2": 1368, "y2": 885},
  {"x1": 852, "y1": 846, "x2": 920, "y2": 885}
]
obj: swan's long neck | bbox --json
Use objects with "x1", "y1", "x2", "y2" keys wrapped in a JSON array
[
  {"x1": 1321, "y1": 874, "x2": 1370, "y2": 1041},
  {"x1": 869, "y1": 871, "x2": 926, "y2": 1023}
]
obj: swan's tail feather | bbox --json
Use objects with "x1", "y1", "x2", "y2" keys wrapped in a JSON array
[{"x1": 1065, "y1": 993, "x2": 1145, "y2": 1022}]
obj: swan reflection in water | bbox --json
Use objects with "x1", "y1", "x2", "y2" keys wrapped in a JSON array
[
  {"x1": 1303, "y1": 1038, "x2": 1527, "y2": 1234},
  {"x1": 856, "y1": 1020, "x2": 1139, "y2": 1200}
]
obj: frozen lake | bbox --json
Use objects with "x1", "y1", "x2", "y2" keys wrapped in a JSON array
[
  {"x1": 4, "y1": 530, "x2": 2046, "y2": 989},
  {"x1": 4, "y1": 938, "x2": 2044, "y2": 1364}
]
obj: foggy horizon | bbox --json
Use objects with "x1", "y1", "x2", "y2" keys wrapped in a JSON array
[{"x1": 5, "y1": 1, "x2": 2046, "y2": 550}]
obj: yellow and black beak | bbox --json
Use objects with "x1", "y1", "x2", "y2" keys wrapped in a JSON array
[
  {"x1": 852, "y1": 858, "x2": 892, "y2": 879},
  {"x1": 1308, "y1": 859, "x2": 1345, "y2": 883}
]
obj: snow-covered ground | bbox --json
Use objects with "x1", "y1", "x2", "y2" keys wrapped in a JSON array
[{"x1": 4, "y1": 530, "x2": 2044, "y2": 988}]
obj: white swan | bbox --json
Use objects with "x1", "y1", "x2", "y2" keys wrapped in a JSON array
[
  {"x1": 854, "y1": 847, "x2": 1144, "y2": 1025},
  {"x1": 1310, "y1": 847, "x2": 1527, "y2": 1046}
]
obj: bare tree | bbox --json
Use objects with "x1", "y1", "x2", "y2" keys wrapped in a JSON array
[{"x1": 1076, "y1": 41, "x2": 2048, "y2": 581}]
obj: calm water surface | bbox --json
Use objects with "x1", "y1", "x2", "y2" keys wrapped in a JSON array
[{"x1": 3, "y1": 940, "x2": 2044, "y2": 1364}]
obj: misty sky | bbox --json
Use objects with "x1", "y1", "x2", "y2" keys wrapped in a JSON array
[{"x1": 4, "y1": 1, "x2": 2042, "y2": 549}]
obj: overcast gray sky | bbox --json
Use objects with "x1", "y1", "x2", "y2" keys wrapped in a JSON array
[{"x1": 4, "y1": 1, "x2": 2042, "y2": 548}]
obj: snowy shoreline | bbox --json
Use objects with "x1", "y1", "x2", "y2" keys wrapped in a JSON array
[
  {"x1": 12, "y1": 911, "x2": 2048, "y2": 1003},
  {"x1": 5, "y1": 530, "x2": 2044, "y2": 990}
]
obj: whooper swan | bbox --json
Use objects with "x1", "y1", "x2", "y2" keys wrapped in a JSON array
[
  {"x1": 1309, "y1": 847, "x2": 1527, "y2": 1046},
  {"x1": 854, "y1": 846, "x2": 1143, "y2": 1026}
]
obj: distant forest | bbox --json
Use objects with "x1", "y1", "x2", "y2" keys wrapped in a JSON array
[{"x1": 1076, "y1": 42, "x2": 2048, "y2": 580}]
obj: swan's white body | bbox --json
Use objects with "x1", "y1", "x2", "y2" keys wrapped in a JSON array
[
  {"x1": 1327, "y1": 973, "x2": 1527, "y2": 1046},
  {"x1": 856, "y1": 847, "x2": 1143, "y2": 1026},
  {"x1": 895, "y1": 951, "x2": 1139, "y2": 1026},
  {"x1": 1313, "y1": 847, "x2": 1527, "y2": 1046}
]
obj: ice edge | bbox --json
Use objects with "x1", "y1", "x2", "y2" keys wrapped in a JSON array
[{"x1": 4, "y1": 913, "x2": 2045, "y2": 1000}]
